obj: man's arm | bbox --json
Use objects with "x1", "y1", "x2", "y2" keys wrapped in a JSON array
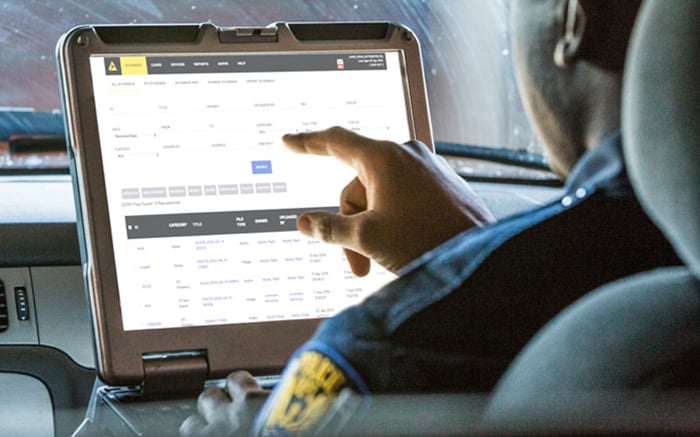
[
  {"x1": 181, "y1": 127, "x2": 496, "y2": 436},
  {"x1": 283, "y1": 126, "x2": 496, "y2": 275}
]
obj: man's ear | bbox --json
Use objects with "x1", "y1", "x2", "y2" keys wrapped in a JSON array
[{"x1": 554, "y1": 0, "x2": 587, "y2": 68}]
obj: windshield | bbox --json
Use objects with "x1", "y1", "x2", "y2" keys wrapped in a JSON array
[{"x1": 0, "y1": 0, "x2": 546, "y2": 178}]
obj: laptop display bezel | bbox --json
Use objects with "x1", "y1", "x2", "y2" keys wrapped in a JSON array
[{"x1": 57, "y1": 21, "x2": 432, "y2": 386}]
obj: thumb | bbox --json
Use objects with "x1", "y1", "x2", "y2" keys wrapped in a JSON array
[
  {"x1": 297, "y1": 211, "x2": 372, "y2": 277},
  {"x1": 343, "y1": 248, "x2": 371, "y2": 277},
  {"x1": 297, "y1": 211, "x2": 356, "y2": 247}
]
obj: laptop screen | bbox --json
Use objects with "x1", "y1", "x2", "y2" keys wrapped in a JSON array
[{"x1": 88, "y1": 51, "x2": 410, "y2": 331}]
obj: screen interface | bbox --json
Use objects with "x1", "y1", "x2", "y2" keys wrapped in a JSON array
[{"x1": 89, "y1": 51, "x2": 411, "y2": 331}]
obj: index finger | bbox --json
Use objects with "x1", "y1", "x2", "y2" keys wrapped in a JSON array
[
  {"x1": 225, "y1": 371, "x2": 262, "y2": 396},
  {"x1": 282, "y1": 126, "x2": 383, "y2": 168},
  {"x1": 225, "y1": 371, "x2": 269, "y2": 405}
]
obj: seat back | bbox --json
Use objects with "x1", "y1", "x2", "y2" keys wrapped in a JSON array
[
  {"x1": 483, "y1": 0, "x2": 700, "y2": 432},
  {"x1": 622, "y1": 0, "x2": 700, "y2": 275}
]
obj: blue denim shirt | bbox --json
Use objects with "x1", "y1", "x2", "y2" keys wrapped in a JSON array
[{"x1": 253, "y1": 132, "x2": 681, "y2": 435}]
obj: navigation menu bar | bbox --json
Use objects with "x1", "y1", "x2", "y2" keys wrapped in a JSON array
[{"x1": 103, "y1": 53, "x2": 388, "y2": 76}]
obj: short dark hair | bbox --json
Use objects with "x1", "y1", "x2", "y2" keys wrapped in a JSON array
[{"x1": 578, "y1": 0, "x2": 642, "y2": 71}]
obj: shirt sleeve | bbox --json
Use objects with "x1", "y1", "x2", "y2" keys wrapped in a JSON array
[{"x1": 252, "y1": 342, "x2": 369, "y2": 436}]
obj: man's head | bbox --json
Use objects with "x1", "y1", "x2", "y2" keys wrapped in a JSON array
[{"x1": 510, "y1": 0, "x2": 641, "y2": 178}]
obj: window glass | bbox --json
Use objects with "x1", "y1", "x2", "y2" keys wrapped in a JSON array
[{"x1": 0, "y1": 0, "x2": 543, "y2": 174}]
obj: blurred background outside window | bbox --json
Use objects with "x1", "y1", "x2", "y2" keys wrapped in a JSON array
[{"x1": 0, "y1": 0, "x2": 547, "y2": 179}]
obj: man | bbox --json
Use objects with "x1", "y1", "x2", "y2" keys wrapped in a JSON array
[{"x1": 182, "y1": 0, "x2": 680, "y2": 435}]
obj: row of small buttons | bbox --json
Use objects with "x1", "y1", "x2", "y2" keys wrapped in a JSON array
[
  {"x1": 0, "y1": 280, "x2": 31, "y2": 333},
  {"x1": 15, "y1": 286, "x2": 29, "y2": 321},
  {"x1": 0, "y1": 281, "x2": 7, "y2": 332}
]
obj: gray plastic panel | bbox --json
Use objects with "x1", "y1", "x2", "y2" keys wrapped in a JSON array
[
  {"x1": 0, "y1": 175, "x2": 76, "y2": 223},
  {"x1": 31, "y1": 265, "x2": 95, "y2": 368},
  {"x1": 0, "y1": 373, "x2": 54, "y2": 436}
]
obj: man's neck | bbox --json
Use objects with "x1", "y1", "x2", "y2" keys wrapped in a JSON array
[{"x1": 582, "y1": 70, "x2": 622, "y2": 151}]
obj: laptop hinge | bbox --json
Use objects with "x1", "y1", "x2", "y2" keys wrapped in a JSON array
[
  {"x1": 219, "y1": 26, "x2": 279, "y2": 43},
  {"x1": 140, "y1": 351, "x2": 208, "y2": 400}
]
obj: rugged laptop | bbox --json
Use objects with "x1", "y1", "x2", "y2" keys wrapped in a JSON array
[{"x1": 57, "y1": 21, "x2": 431, "y2": 435}]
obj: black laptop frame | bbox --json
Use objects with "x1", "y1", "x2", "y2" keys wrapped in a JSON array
[{"x1": 57, "y1": 21, "x2": 432, "y2": 388}]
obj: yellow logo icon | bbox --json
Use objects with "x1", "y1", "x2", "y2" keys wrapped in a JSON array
[{"x1": 107, "y1": 61, "x2": 118, "y2": 72}]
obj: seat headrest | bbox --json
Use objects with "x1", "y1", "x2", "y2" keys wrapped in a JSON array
[{"x1": 623, "y1": 0, "x2": 700, "y2": 276}]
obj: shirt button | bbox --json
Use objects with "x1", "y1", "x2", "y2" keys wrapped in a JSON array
[
  {"x1": 575, "y1": 188, "x2": 587, "y2": 199},
  {"x1": 561, "y1": 196, "x2": 573, "y2": 207}
]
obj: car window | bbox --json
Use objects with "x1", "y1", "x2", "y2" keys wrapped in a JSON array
[{"x1": 0, "y1": 0, "x2": 548, "y2": 179}]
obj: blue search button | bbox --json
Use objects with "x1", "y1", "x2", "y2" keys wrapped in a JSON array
[{"x1": 251, "y1": 160, "x2": 272, "y2": 174}]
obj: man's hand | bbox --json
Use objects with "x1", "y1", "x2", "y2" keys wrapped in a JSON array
[
  {"x1": 180, "y1": 371, "x2": 269, "y2": 436},
  {"x1": 283, "y1": 126, "x2": 496, "y2": 276}
]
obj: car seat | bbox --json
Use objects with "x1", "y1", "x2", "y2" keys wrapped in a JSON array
[{"x1": 482, "y1": 0, "x2": 700, "y2": 433}]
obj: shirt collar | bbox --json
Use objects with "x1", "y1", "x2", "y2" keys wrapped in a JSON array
[{"x1": 563, "y1": 130, "x2": 626, "y2": 192}]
